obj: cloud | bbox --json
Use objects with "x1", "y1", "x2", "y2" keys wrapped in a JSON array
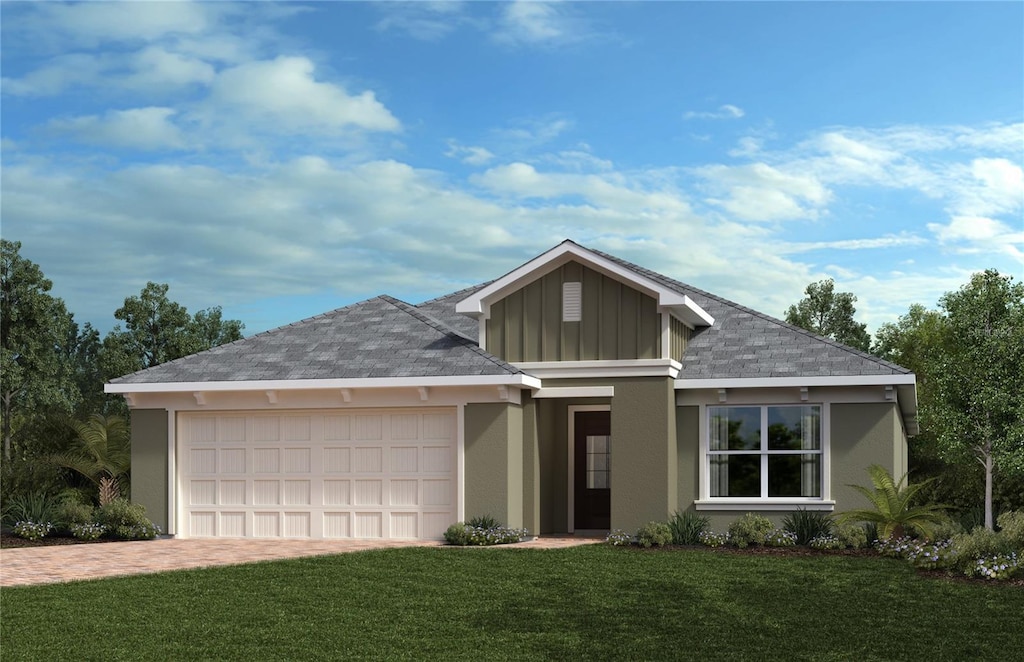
[
  {"x1": 493, "y1": 1, "x2": 590, "y2": 46},
  {"x1": 375, "y1": 2, "x2": 473, "y2": 41},
  {"x1": 445, "y1": 141, "x2": 495, "y2": 165},
  {"x1": 206, "y1": 56, "x2": 401, "y2": 133},
  {"x1": 1, "y1": 53, "x2": 109, "y2": 96},
  {"x1": 683, "y1": 105, "x2": 745, "y2": 121},
  {"x1": 780, "y1": 233, "x2": 928, "y2": 254},
  {"x1": 46, "y1": 107, "x2": 187, "y2": 151},
  {"x1": 694, "y1": 163, "x2": 831, "y2": 221}
]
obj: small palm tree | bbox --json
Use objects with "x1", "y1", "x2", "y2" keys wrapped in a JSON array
[
  {"x1": 50, "y1": 415, "x2": 131, "y2": 505},
  {"x1": 837, "y1": 465, "x2": 945, "y2": 540}
]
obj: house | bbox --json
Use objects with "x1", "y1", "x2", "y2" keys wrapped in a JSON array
[{"x1": 106, "y1": 240, "x2": 917, "y2": 540}]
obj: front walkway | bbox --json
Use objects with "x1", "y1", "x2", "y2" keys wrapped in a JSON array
[{"x1": 0, "y1": 535, "x2": 602, "y2": 587}]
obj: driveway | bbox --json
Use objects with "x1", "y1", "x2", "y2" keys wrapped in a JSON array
[{"x1": 0, "y1": 535, "x2": 600, "y2": 587}]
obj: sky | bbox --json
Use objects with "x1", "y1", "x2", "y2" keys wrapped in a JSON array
[{"x1": 2, "y1": 0, "x2": 1022, "y2": 338}]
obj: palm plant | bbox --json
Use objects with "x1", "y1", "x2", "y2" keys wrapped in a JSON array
[
  {"x1": 49, "y1": 415, "x2": 131, "y2": 505},
  {"x1": 837, "y1": 465, "x2": 946, "y2": 540}
]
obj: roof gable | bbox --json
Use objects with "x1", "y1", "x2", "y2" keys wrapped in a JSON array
[{"x1": 455, "y1": 240, "x2": 714, "y2": 328}]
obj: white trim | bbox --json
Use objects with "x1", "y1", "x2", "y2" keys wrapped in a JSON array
[
  {"x1": 660, "y1": 312, "x2": 670, "y2": 360},
  {"x1": 107, "y1": 374, "x2": 542, "y2": 394},
  {"x1": 567, "y1": 404, "x2": 611, "y2": 533},
  {"x1": 454, "y1": 241, "x2": 714, "y2": 327},
  {"x1": 675, "y1": 374, "x2": 916, "y2": 389},
  {"x1": 533, "y1": 386, "x2": 614, "y2": 399},
  {"x1": 167, "y1": 408, "x2": 176, "y2": 536},
  {"x1": 515, "y1": 358, "x2": 681, "y2": 379},
  {"x1": 694, "y1": 500, "x2": 836, "y2": 512},
  {"x1": 457, "y1": 403, "x2": 466, "y2": 523}
]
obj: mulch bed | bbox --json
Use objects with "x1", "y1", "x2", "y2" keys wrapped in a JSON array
[{"x1": 0, "y1": 532, "x2": 121, "y2": 549}]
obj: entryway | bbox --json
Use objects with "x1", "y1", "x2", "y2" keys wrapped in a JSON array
[{"x1": 572, "y1": 409, "x2": 611, "y2": 530}]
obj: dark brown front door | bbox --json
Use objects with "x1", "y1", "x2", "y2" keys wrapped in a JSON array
[{"x1": 574, "y1": 410, "x2": 611, "y2": 530}]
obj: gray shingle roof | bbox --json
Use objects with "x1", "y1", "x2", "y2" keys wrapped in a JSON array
[
  {"x1": 585, "y1": 245, "x2": 911, "y2": 379},
  {"x1": 111, "y1": 295, "x2": 521, "y2": 384}
]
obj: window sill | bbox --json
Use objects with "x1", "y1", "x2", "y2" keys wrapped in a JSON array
[{"x1": 694, "y1": 500, "x2": 835, "y2": 512}]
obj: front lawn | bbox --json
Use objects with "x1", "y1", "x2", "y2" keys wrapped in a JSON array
[{"x1": 2, "y1": 545, "x2": 1021, "y2": 660}]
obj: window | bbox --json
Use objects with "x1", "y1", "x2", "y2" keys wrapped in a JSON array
[{"x1": 707, "y1": 405, "x2": 822, "y2": 499}]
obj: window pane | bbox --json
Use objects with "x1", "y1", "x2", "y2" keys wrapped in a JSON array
[
  {"x1": 587, "y1": 435, "x2": 609, "y2": 454},
  {"x1": 587, "y1": 471, "x2": 608, "y2": 489},
  {"x1": 768, "y1": 454, "x2": 821, "y2": 497},
  {"x1": 587, "y1": 454, "x2": 608, "y2": 471},
  {"x1": 767, "y1": 406, "x2": 820, "y2": 450},
  {"x1": 709, "y1": 407, "x2": 760, "y2": 451},
  {"x1": 710, "y1": 454, "x2": 760, "y2": 497}
]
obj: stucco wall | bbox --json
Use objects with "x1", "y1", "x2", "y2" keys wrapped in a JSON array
[
  {"x1": 464, "y1": 402, "x2": 524, "y2": 528},
  {"x1": 130, "y1": 409, "x2": 169, "y2": 531},
  {"x1": 676, "y1": 405, "x2": 700, "y2": 512},
  {"x1": 831, "y1": 402, "x2": 901, "y2": 512}
]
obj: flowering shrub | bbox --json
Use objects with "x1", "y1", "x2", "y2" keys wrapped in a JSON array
[
  {"x1": 764, "y1": 529, "x2": 797, "y2": 547},
  {"x1": 698, "y1": 531, "x2": 730, "y2": 548},
  {"x1": 971, "y1": 553, "x2": 1020, "y2": 581},
  {"x1": 873, "y1": 536, "x2": 916, "y2": 558},
  {"x1": 70, "y1": 522, "x2": 107, "y2": 541},
  {"x1": 12, "y1": 520, "x2": 53, "y2": 541},
  {"x1": 835, "y1": 522, "x2": 868, "y2": 549},
  {"x1": 809, "y1": 535, "x2": 844, "y2": 550},
  {"x1": 97, "y1": 499, "x2": 161, "y2": 540},
  {"x1": 905, "y1": 540, "x2": 955, "y2": 571},
  {"x1": 606, "y1": 529, "x2": 634, "y2": 546},
  {"x1": 443, "y1": 522, "x2": 528, "y2": 546},
  {"x1": 728, "y1": 513, "x2": 773, "y2": 548}
]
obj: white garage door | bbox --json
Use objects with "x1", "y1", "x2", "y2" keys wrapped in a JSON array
[{"x1": 177, "y1": 408, "x2": 457, "y2": 540}]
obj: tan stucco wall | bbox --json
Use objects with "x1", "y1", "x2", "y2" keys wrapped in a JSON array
[
  {"x1": 676, "y1": 405, "x2": 700, "y2": 512},
  {"x1": 130, "y1": 409, "x2": 169, "y2": 531},
  {"x1": 464, "y1": 402, "x2": 525, "y2": 528},
  {"x1": 831, "y1": 402, "x2": 902, "y2": 512}
]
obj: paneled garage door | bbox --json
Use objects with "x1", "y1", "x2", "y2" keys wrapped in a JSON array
[{"x1": 178, "y1": 409, "x2": 457, "y2": 540}]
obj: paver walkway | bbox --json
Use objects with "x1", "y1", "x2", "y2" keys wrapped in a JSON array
[{"x1": 0, "y1": 535, "x2": 601, "y2": 587}]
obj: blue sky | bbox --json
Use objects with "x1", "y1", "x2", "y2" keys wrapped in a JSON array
[{"x1": 2, "y1": 1, "x2": 1021, "y2": 337}]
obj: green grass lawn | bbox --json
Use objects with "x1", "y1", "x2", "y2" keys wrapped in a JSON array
[{"x1": 2, "y1": 545, "x2": 1022, "y2": 661}]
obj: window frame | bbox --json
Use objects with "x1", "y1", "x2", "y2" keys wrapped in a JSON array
[{"x1": 696, "y1": 403, "x2": 835, "y2": 511}]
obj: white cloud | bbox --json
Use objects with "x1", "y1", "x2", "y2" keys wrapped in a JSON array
[
  {"x1": 375, "y1": 2, "x2": 472, "y2": 41},
  {"x1": 46, "y1": 107, "x2": 186, "y2": 151},
  {"x1": 780, "y1": 233, "x2": 928, "y2": 254},
  {"x1": 493, "y1": 1, "x2": 589, "y2": 46},
  {"x1": 32, "y1": 1, "x2": 214, "y2": 46},
  {"x1": 1, "y1": 53, "x2": 109, "y2": 96},
  {"x1": 683, "y1": 104, "x2": 745, "y2": 120},
  {"x1": 694, "y1": 163, "x2": 831, "y2": 221},
  {"x1": 445, "y1": 141, "x2": 495, "y2": 165},
  {"x1": 126, "y1": 46, "x2": 217, "y2": 89},
  {"x1": 206, "y1": 56, "x2": 401, "y2": 133}
]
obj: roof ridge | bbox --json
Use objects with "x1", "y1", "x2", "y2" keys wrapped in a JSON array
[
  {"x1": 585, "y1": 245, "x2": 910, "y2": 375},
  {"x1": 379, "y1": 295, "x2": 523, "y2": 375},
  {"x1": 417, "y1": 279, "x2": 495, "y2": 306}
]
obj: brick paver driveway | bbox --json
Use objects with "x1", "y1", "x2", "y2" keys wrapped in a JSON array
[{"x1": 0, "y1": 536, "x2": 600, "y2": 587}]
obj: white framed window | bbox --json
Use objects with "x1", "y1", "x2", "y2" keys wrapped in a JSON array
[{"x1": 706, "y1": 405, "x2": 824, "y2": 500}]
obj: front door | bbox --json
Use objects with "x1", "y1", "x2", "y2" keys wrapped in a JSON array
[{"x1": 573, "y1": 410, "x2": 611, "y2": 530}]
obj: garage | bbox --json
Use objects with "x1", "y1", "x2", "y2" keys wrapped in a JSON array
[{"x1": 177, "y1": 408, "x2": 457, "y2": 540}]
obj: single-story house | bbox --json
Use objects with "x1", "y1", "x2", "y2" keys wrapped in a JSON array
[{"x1": 106, "y1": 240, "x2": 917, "y2": 539}]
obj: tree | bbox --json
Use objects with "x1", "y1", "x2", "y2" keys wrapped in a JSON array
[
  {"x1": 785, "y1": 279, "x2": 871, "y2": 351},
  {"x1": 49, "y1": 414, "x2": 132, "y2": 503},
  {"x1": 925, "y1": 270, "x2": 1024, "y2": 530},
  {"x1": 0, "y1": 240, "x2": 79, "y2": 461},
  {"x1": 100, "y1": 282, "x2": 244, "y2": 380}
]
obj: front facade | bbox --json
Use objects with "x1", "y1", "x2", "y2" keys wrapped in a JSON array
[{"x1": 108, "y1": 241, "x2": 917, "y2": 539}]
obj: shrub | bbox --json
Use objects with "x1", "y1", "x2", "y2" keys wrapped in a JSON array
[
  {"x1": 467, "y1": 514, "x2": 500, "y2": 530},
  {"x1": 698, "y1": 531, "x2": 730, "y2": 548},
  {"x1": 764, "y1": 529, "x2": 797, "y2": 547},
  {"x1": 951, "y1": 526, "x2": 1014, "y2": 564},
  {"x1": 728, "y1": 513, "x2": 773, "y2": 548},
  {"x1": 835, "y1": 522, "x2": 869, "y2": 549},
  {"x1": 70, "y1": 523, "x2": 107, "y2": 541},
  {"x1": 55, "y1": 501, "x2": 96, "y2": 530},
  {"x1": 996, "y1": 510, "x2": 1024, "y2": 549},
  {"x1": 971, "y1": 553, "x2": 1021, "y2": 581},
  {"x1": 12, "y1": 520, "x2": 53, "y2": 541},
  {"x1": 605, "y1": 529, "x2": 633, "y2": 546},
  {"x1": 837, "y1": 465, "x2": 945, "y2": 539},
  {"x1": 635, "y1": 521, "x2": 672, "y2": 548},
  {"x1": 907, "y1": 540, "x2": 956, "y2": 571},
  {"x1": 667, "y1": 511, "x2": 709, "y2": 545},
  {"x1": 809, "y1": 535, "x2": 844, "y2": 550},
  {"x1": 444, "y1": 523, "x2": 473, "y2": 545},
  {"x1": 96, "y1": 499, "x2": 161, "y2": 540},
  {"x1": 2, "y1": 492, "x2": 59, "y2": 527},
  {"x1": 921, "y1": 514, "x2": 964, "y2": 542},
  {"x1": 782, "y1": 509, "x2": 833, "y2": 545}
]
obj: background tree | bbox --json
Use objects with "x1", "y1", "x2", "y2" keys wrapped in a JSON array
[
  {"x1": 925, "y1": 270, "x2": 1024, "y2": 530},
  {"x1": 0, "y1": 240, "x2": 80, "y2": 461},
  {"x1": 785, "y1": 278, "x2": 871, "y2": 351},
  {"x1": 100, "y1": 282, "x2": 244, "y2": 380},
  {"x1": 49, "y1": 414, "x2": 132, "y2": 504}
]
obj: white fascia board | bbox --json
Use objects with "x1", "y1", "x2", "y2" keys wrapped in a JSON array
[
  {"x1": 674, "y1": 374, "x2": 917, "y2": 390},
  {"x1": 455, "y1": 242, "x2": 714, "y2": 326},
  {"x1": 516, "y1": 358, "x2": 681, "y2": 379},
  {"x1": 106, "y1": 374, "x2": 542, "y2": 394},
  {"x1": 533, "y1": 386, "x2": 615, "y2": 399}
]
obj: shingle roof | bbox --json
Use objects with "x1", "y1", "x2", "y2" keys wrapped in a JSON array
[
  {"x1": 110, "y1": 295, "x2": 521, "y2": 384},
  {"x1": 585, "y1": 245, "x2": 911, "y2": 379}
]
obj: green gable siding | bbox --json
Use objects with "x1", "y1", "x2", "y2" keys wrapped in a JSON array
[
  {"x1": 486, "y1": 261, "x2": 660, "y2": 362},
  {"x1": 670, "y1": 315, "x2": 691, "y2": 361}
]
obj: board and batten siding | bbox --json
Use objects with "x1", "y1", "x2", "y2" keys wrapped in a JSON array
[
  {"x1": 485, "y1": 261, "x2": 660, "y2": 362},
  {"x1": 669, "y1": 315, "x2": 692, "y2": 362}
]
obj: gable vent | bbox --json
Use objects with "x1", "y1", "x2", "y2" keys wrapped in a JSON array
[{"x1": 562, "y1": 282, "x2": 582, "y2": 322}]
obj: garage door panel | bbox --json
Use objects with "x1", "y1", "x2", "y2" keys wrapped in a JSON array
[{"x1": 179, "y1": 409, "x2": 455, "y2": 540}]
